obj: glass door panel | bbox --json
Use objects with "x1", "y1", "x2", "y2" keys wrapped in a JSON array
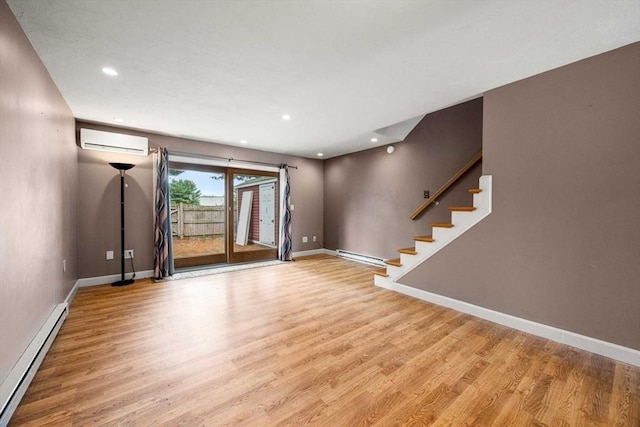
[
  {"x1": 228, "y1": 168, "x2": 279, "y2": 263},
  {"x1": 169, "y1": 162, "x2": 227, "y2": 269}
]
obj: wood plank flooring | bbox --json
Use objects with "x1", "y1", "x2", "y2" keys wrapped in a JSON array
[{"x1": 10, "y1": 255, "x2": 640, "y2": 426}]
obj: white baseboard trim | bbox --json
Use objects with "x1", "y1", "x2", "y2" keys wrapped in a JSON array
[
  {"x1": 377, "y1": 280, "x2": 640, "y2": 367},
  {"x1": 77, "y1": 270, "x2": 155, "y2": 288},
  {"x1": 0, "y1": 303, "x2": 68, "y2": 426},
  {"x1": 294, "y1": 249, "x2": 387, "y2": 268},
  {"x1": 0, "y1": 278, "x2": 82, "y2": 425},
  {"x1": 65, "y1": 279, "x2": 80, "y2": 305},
  {"x1": 292, "y1": 249, "x2": 334, "y2": 258}
]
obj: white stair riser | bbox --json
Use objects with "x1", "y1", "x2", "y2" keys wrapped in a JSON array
[
  {"x1": 450, "y1": 210, "x2": 484, "y2": 227},
  {"x1": 399, "y1": 253, "x2": 422, "y2": 267},
  {"x1": 374, "y1": 274, "x2": 393, "y2": 289},
  {"x1": 431, "y1": 227, "x2": 456, "y2": 242},
  {"x1": 380, "y1": 175, "x2": 493, "y2": 284},
  {"x1": 414, "y1": 241, "x2": 437, "y2": 252},
  {"x1": 385, "y1": 264, "x2": 404, "y2": 275},
  {"x1": 472, "y1": 193, "x2": 484, "y2": 207}
]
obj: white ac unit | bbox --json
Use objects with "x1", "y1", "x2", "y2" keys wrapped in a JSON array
[{"x1": 80, "y1": 128, "x2": 149, "y2": 156}]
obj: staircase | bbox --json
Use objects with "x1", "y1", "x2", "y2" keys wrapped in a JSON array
[{"x1": 374, "y1": 175, "x2": 492, "y2": 289}]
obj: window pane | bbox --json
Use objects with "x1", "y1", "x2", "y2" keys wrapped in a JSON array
[{"x1": 169, "y1": 167, "x2": 226, "y2": 267}]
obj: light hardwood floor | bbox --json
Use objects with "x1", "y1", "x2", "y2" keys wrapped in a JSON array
[{"x1": 10, "y1": 255, "x2": 640, "y2": 426}]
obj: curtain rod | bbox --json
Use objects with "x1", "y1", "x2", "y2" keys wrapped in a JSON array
[{"x1": 157, "y1": 148, "x2": 298, "y2": 169}]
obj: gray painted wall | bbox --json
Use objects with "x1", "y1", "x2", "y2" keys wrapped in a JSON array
[
  {"x1": 0, "y1": 0, "x2": 78, "y2": 384},
  {"x1": 403, "y1": 43, "x2": 640, "y2": 350},
  {"x1": 2, "y1": 0, "x2": 637, "y2": 391},
  {"x1": 323, "y1": 99, "x2": 483, "y2": 260},
  {"x1": 76, "y1": 121, "x2": 324, "y2": 279}
]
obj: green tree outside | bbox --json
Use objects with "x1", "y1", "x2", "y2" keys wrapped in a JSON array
[{"x1": 170, "y1": 179, "x2": 201, "y2": 205}]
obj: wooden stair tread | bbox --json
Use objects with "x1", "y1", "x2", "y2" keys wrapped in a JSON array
[
  {"x1": 469, "y1": 188, "x2": 482, "y2": 194},
  {"x1": 385, "y1": 258, "x2": 402, "y2": 267},
  {"x1": 414, "y1": 235, "x2": 435, "y2": 243},
  {"x1": 373, "y1": 268, "x2": 388, "y2": 277},
  {"x1": 430, "y1": 222, "x2": 454, "y2": 228},
  {"x1": 398, "y1": 247, "x2": 417, "y2": 255},
  {"x1": 448, "y1": 206, "x2": 476, "y2": 212}
]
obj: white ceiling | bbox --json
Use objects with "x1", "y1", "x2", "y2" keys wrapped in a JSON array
[{"x1": 8, "y1": 0, "x2": 640, "y2": 159}]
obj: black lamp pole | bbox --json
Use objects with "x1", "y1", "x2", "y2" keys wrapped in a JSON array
[{"x1": 110, "y1": 162, "x2": 135, "y2": 286}]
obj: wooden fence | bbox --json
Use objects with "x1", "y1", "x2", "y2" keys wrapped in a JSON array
[{"x1": 171, "y1": 203, "x2": 226, "y2": 238}]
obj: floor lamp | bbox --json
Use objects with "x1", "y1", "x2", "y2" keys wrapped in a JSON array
[{"x1": 110, "y1": 162, "x2": 135, "y2": 286}]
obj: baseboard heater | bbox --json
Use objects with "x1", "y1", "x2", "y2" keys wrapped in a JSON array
[
  {"x1": 336, "y1": 249, "x2": 386, "y2": 267},
  {"x1": 0, "y1": 303, "x2": 68, "y2": 426}
]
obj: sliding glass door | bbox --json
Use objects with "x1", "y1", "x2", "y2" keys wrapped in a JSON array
[
  {"x1": 228, "y1": 168, "x2": 279, "y2": 263},
  {"x1": 168, "y1": 162, "x2": 278, "y2": 269},
  {"x1": 169, "y1": 162, "x2": 227, "y2": 268}
]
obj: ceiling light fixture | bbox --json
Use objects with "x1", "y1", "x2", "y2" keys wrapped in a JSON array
[
  {"x1": 317, "y1": 153, "x2": 323, "y2": 157},
  {"x1": 240, "y1": 139, "x2": 247, "y2": 144},
  {"x1": 113, "y1": 117, "x2": 124, "y2": 123},
  {"x1": 282, "y1": 114, "x2": 291, "y2": 121},
  {"x1": 101, "y1": 67, "x2": 118, "y2": 76},
  {"x1": 371, "y1": 137, "x2": 378, "y2": 143}
]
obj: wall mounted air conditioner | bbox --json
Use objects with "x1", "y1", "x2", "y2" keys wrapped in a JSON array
[{"x1": 80, "y1": 128, "x2": 149, "y2": 156}]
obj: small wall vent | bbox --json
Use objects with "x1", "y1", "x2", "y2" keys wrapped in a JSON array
[{"x1": 80, "y1": 128, "x2": 148, "y2": 156}]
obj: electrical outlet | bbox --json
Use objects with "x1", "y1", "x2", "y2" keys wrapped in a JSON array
[
  {"x1": 302, "y1": 236, "x2": 308, "y2": 243},
  {"x1": 313, "y1": 236, "x2": 317, "y2": 242},
  {"x1": 290, "y1": 204, "x2": 295, "y2": 211},
  {"x1": 124, "y1": 249, "x2": 134, "y2": 259},
  {"x1": 106, "y1": 250, "x2": 114, "y2": 260}
]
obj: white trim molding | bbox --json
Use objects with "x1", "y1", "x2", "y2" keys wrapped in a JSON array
[
  {"x1": 0, "y1": 303, "x2": 68, "y2": 426},
  {"x1": 293, "y1": 249, "x2": 334, "y2": 258},
  {"x1": 376, "y1": 280, "x2": 640, "y2": 367},
  {"x1": 65, "y1": 279, "x2": 80, "y2": 305},
  {"x1": 77, "y1": 270, "x2": 155, "y2": 288}
]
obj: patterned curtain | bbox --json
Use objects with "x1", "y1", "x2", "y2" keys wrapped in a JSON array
[
  {"x1": 154, "y1": 147, "x2": 173, "y2": 278},
  {"x1": 278, "y1": 166, "x2": 293, "y2": 261}
]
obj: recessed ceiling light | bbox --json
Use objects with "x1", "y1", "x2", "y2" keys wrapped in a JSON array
[
  {"x1": 240, "y1": 139, "x2": 247, "y2": 144},
  {"x1": 317, "y1": 152, "x2": 324, "y2": 157},
  {"x1": 101, "y1": 67, "x2": 118, "y2": 76},
  {"x1": 371, "y1": 137, "x2": 378, "y2": 142},
  {"x1": 113, "y1": 117, "x2": 124, "y2": 123},
  {"x1": 282, "y1": 114, "x2": 291, "y2": 121}
]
